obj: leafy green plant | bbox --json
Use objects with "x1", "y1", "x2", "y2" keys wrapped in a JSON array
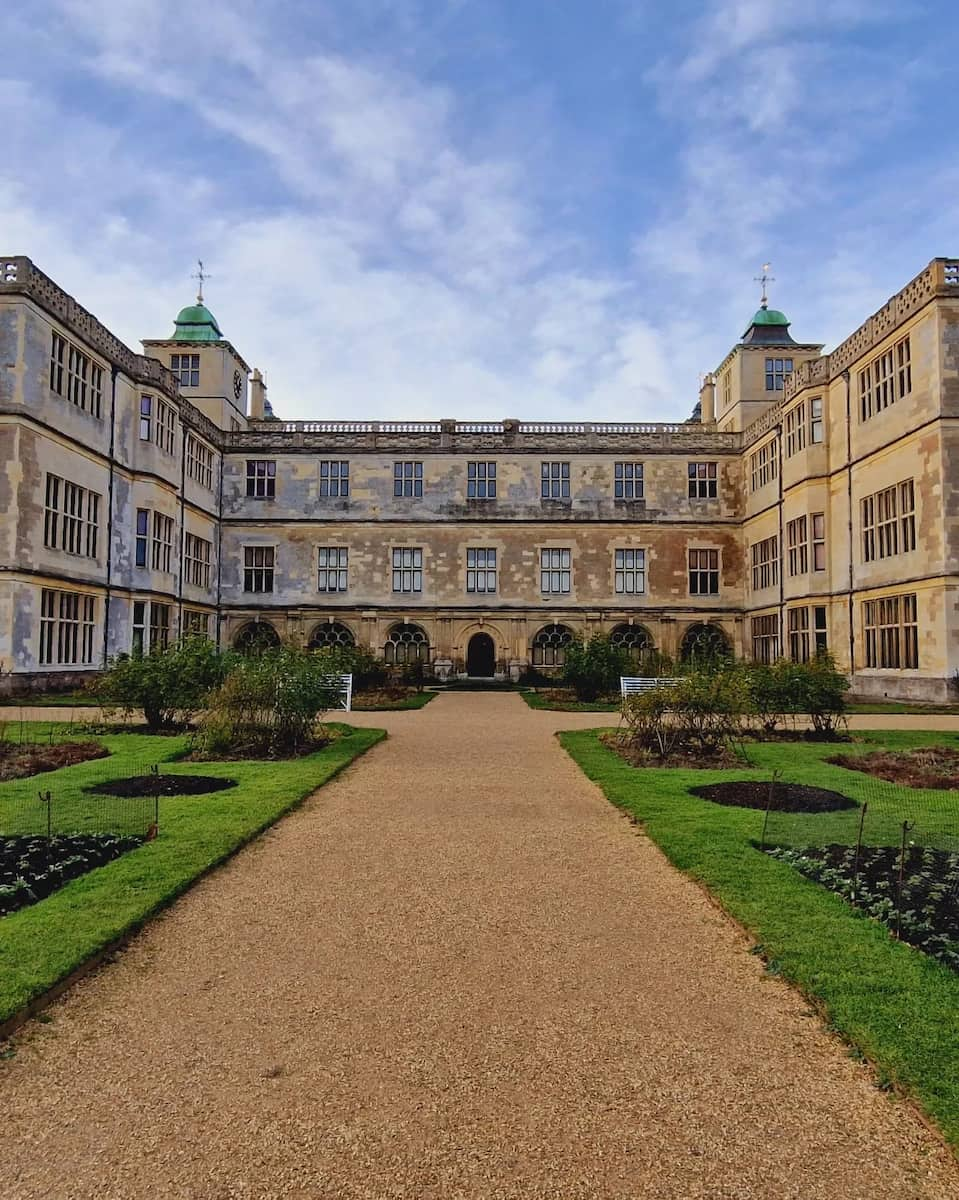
[
  {"x1": 622, "y1": 668, "x2": 751, "y2": 760},
  {"x1": 562, "y1": 634, "x2": 632, "y2": 701},
  {"x1": 92, "y1": 635, "x2": 225, "y2": 730}
]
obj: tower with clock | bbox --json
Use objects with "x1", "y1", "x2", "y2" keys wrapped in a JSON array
[{"x1": 142, "y1": 261, "x2": 258, "y2": 432}]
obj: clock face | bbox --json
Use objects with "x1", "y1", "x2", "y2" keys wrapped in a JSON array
[{"x1": 233, "y1": 370, "x2": 243, "y2": 401}]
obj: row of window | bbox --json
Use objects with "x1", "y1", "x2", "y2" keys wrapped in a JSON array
[
  {"x1": 751, "y1": 593, "x2": 919, "y2": 670},
  {"x1": 240, "y1": 545, "x2": 717, "y2": 597},
  {"x1": 751, "y1": 607, "x2": 829, "y2": 664},
  {"x1": 186, "y1": 434, "x2": 215, "y2": 490},
  {"x1": 139, "y1": 394, "x2": 177, "y2": 455},
  {"x1": 749, "y1": 514, "x2": 827, "y2": 589},
  {"x1": 49, "y1": 332, "x2": 103, "y2": 418},
  {"x1": 244, "y1": 459, "x2": 723, "y2": 502},
  {"x1": 43, "y1": 475, "x2": 100, "y2": 559}
]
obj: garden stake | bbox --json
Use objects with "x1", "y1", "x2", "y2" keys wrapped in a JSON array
[
  {"x1": 895, "y1": 819, "x2": 915, "y2": 938},
  {"x1": 759, "y1": 770, "x2": 782, "y2": 852},
  {"x1": 39, "y1": 790, "x2": 52, "y2": 839},
  {"x1": 851, "y1": 801, "x2": 868, "y2": 905}
]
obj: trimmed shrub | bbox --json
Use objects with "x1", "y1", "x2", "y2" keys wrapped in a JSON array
[
  {"x1": 562, "y1": 634, "x2": 632, "y2": 701},
  {"x1": 93, "y1": 635, "x2": 225, "y2": 730}
]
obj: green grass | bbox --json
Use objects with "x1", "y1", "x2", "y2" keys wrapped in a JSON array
[
  {"x1": 846, "y1": 700, "x2": 959, "y2": 715},
  {"x1": 0, "y1": 722, "x2": 385, "y2": 1027},
  {"x1": 0, "y1": 692, "x2": 94, "y2": 709},
  {"x1": 560, "y1": 727, "x2": 959, "y2": 1150},
  {"x1": 520, "y1": 689, "x2": 619, "y2": 712},
  {"x1": 352, "y1": 690, "x2": 436, "y2": 711}
]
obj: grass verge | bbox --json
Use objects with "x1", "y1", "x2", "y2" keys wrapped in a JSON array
[
  {"x1": 352, "y1": 691, "x2": 436, "y2": 711},
  {"x1": 559, "y1": 727, "x2": 959, "y2": 1151},
  {"x1": 0, "y1": 723, "x2": 384, "y2": 1028},
  {"x1": 520, "y1": 690, "x2": 619, "y2": 712}
]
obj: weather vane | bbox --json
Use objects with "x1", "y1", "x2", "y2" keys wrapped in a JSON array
[
  {"x1": 754, "y1": 262, "x2": 774, "y2": 309},
  {"x1": 191, "y1": 259, "x2": 211, "y2": 304}
]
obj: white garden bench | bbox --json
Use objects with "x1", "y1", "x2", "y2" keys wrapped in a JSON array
[
  {"x1": 321, "y1": 673, "x2": 353, "y2": 712},
  {"x1": 620, "y1": 677, "x2": 682, "y2": 698}
]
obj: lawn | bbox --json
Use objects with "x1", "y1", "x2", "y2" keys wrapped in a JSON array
[
  {"x1": 521, "y1": 690, "x2": 959, "y2": 716},
  {"x1": 521, "y1": 689, "x2": 619, "y2": 712},
  {"x1": 351, "y1": 690, "x2": 436, "y2": 711},
  {"x1": 0, "y1": 722, "x2": 384, "y2": 1029},
  {"x1": 560, "y1": 727, "x2": 959, "y2": 1150}
]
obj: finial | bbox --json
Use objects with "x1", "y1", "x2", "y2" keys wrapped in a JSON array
[
  {"x1": 191, "y1": 259, "x2": 211, "y2": 304},
  {"x1": 754, "y1": 262, "x2": 774, "y2": 309}
]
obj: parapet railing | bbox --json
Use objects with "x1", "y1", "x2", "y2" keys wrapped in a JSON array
[{"x1": 271, "y1": 419, "x2": 706, "y2": 437}]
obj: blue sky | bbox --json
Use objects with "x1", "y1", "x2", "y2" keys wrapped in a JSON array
[{"x1": 2, "y1": 0, "x2": 956, "y2": 422}]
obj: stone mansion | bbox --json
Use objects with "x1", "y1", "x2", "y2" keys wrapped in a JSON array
[{"x1": 1, "y1": 254, "x2": 958, "y2": 699}]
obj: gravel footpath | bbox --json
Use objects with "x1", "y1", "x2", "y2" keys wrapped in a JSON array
[{"x1": 1, "y1": 693, "x2": 956, "y2": 1199}]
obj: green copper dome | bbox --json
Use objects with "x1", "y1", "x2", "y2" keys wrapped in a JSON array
[
  {"x1": 749, "y1": 307, "x2": 790, "y2": 326},
  {"x1": 171, "y1": 302, "x2": 223, "y2": 342}
]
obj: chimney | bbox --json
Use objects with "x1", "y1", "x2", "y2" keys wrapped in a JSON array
[
  {"x1": 248, "y1": 368, "x2": 266, "y2": 420},
  {"x1": 699, "y1": 372, "x2": 716, "y2": 425}
]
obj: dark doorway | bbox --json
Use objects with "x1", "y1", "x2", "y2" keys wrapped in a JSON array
[{"x1": 466, "y1": 632, "x2": 496, "y2": 677}]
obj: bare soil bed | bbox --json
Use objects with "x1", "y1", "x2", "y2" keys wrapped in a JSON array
[
  {"x1": 86, "y1": 774, "x2": 237, "y2": 798},
  {"x1": 767, "y1": 843, "x2": 959, "y2": 970},
  {"x1": 829, "y1": 745, "x2": 959, "y2": 790},
  {"x1": 0, "y1": 740, "x2": 108, "y2": 783},
  {"x1": 0, "y1": 833, "x2": 144, "y2": 916},
  {"x1": 691, "y1": 780, "x2": 857, "y2": 813},
  {"x1": 600, "y1": 733, "x2": 746, "y2": 770}
]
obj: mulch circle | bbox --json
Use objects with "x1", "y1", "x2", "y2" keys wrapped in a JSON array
[
  {"x1": 690, "y1": 780, "x2": 857, "y2": 813},
  {"x1": 86, "y1": 774, "x2": 237, "y2": 798}
]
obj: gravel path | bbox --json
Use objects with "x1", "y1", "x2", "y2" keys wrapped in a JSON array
[{"x1": 1, "y1": 693, "x2": 956, "y2": 1199}]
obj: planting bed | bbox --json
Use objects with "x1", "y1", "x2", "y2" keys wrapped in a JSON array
[
  {"x1": 0, "y1": 740, "x2": 108, "y2": 782},
  {"x1": 829, "y1": 745, "x2": 959, "y2": 790},
  {"x1": 600, "y1": 734, "x2": 746, "y2": 770},
  {"x1": 0, "y1": 833, "x2": 144, "y2": 916},
  {"x1": 767, "y1": 843, "x2": 959, "y2": 970},
  {"x1": 87, "y1": 774, "x2": 237, "y2": 798},
  {"x1": 691, "y1": 780, "x2": 856, "y2": 813}
]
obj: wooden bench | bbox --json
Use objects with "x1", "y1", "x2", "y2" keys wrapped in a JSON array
[
  {"x1": 321, "y1": 673, "x2": 354, "y2": 712},
  {"x1": 620, "y1": 677, "x2": 682, "y2": 699}
]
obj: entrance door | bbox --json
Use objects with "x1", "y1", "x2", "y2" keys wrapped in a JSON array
[{"x1": 466, "y1": 632, "x2": 496, "y2": 677}]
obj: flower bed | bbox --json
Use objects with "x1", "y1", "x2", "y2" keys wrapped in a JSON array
[
  {"x1": 0, "y1": 740, "x2": 108, "y2": 782},
  {"x1": 829, "y1": 745, "x2": 959, "y2": 789}
]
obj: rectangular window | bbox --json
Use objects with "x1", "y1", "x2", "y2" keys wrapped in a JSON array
[
  {"x1": 183, "y1": 609, "x2": 210, "y2": 637},
  {"x1": 541, "y1": 461, "x2": 571, "y2": 501},
  {"x1": 49, "y1": 332, "x2": 102, "y2": 418},
  {"x1": 171, "y1": 353, "x2": 200, "y2": 388},
  {"x1": 43, "y1": 474, "x2": 100, "y2": 559},
  {"x1": 243, "y1": 546, "x2": 275, "y2": 593},
  {"x1": 721, "y1": 370, "x2": 731, "y2": 410},
  {"x1": 764, "y1": 357, "x2": 794, "y2": 391},
  {"x1": 750, "y1": 536, "x2": 779, "y2": 591},
  {"x1": 466, "y1": 547, "x2": 497, "y2": 593},
  {"x1": 394, "y1": 461, "x2": 423, "y2": 498},
  {"x1": 466, "y1": 461, "x2": 497, "y2": 500},
  {"x1": 149, "y1": 603, "x2": 171, "y2": 652},
  {"x1": 540, "y1": 548, "x2": 571, "y2": 594},
  {"x1": 39, "y1": 589, "x2": 96, "y2": 666},
  {"x1": 812, "y1": 513, "x2": 826, "y2": 571},
  {"x1": 864, "y1": 594, "x2": 918, "y2": 669},
  {"x1": 688, "y1": 462, "x2": 717, "y2": 499},
  {"x1": 317, "y1": 547, "x2": 348, "y2": 592},
  {"x1": 614, "y1": 548, "x2": 646, "y2": 594},
  {"x1": 139, "y1": 395, "x2": 152, "y2": 441},
  {"x1": 319, "y1": 460, "x2": 350, "y2": 498},
  {"x1": 859, "y1": 335, "x2": 911, "y2": 421},
  {"x1": 614, "y1": 462, "x2": 644, "y2": 501},
  {"x1": 155, "y1": 398, "x2": 177, "y2": 455},
  {"x1": 246, "y1": 460, "x2": 276, "y2": 499},
  {"x1": 787, "y1": 515, "x2": 808, "y2": 576},
  {"x1": 749, "y1": 440, "x2": 778, "y2": 492},
  {"x1": 784, "y1": 402, "x2": 806, "y2": 457},
  {"x1": 814, "y1": 605, "x2": 828, "y2": 655},
  {"x1": 151, "y1": 513, "x2": 174, "y2": 573},
  {"x1": 392, "y1": 547, "x2": 422, "y2": 592},
  {"x1": 186, "y1": 435, "x2": 214, "y2": 490},
  {"x1": 751, "y1": 614, "x2": 779, "y2": 664},
  {"x1": 862, "y1": 479, "x2": 915, "y2": 562},
  {"x1": 788, "y1": 607, "x2": 811, "y2": 663},
  {"x1": 809, "y1": 397, "x2": 824, "y2": 444},
  {"x1": 132, "y1": 600, "x2": 147, "y2": 656},
  {"x1": 135, "y1": 509, "x2": 149, "y2": 568},
  {"x1": 184, "y1": 532, "x2": 212, "y2": 589},
  {"x1": 688, "y1": 549, "x2": 719, "y2": 595}
]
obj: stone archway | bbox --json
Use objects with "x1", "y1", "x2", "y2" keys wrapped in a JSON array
[{"x1": 466, "y1": 632, "x2": 496, "y2": 677}]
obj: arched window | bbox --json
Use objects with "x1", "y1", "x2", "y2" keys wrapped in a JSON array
[
  {"x1": 384, "y1": 623, "x2": 429, "y2": 665},
  {"x1": 233, "y1": 621, "x2": 280, "y2": 653},
  {"x1": 680, "y1": 623, "x2": 730, "y2": 664},
  {"x1": 307, "y1": 621, "x2": 355, "y2": 650},
  {"x1": 609, "y1": 623, "x2": 654, "y2": 659},
  {"x1": 531, "y1": 623, "x2": 574, "y2": 668}
]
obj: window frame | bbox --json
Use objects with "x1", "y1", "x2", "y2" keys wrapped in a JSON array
[
  {"x1": 243, "y1": 545, "x2": 276, "y2": 594},
  {"x1": 466, "y1": 461, "x2": 497, "y2": 500},
  {"x1": 614, "y1": 547, "x2": 646, "y2": 595},
  {"x1": 614, "y1": 462, "x2": 644, "y2": 501},
  {"x1": 246, "y1": 460, "x2": 277, "y2": 499},
  {"x1": 391, "y1": 546, "x2": 423, "y2": 593},
  {"x1": 466, "y1": 547, "x2": 497, "y2": 593},
  {"x1": 687, "y1": 461, "x2": 718, "y2": 500},
  {"x1": 317, "y1": 546, "x2": 349, "y2": 592},
  {"x1": 393, "y1": 461, "x2": 424, "y2": 499},
  {"x1": 688, "y1": 548, "x2": 720, "y2": 595},
  {"x1": 540, "y1": 547, "x2": 571, "y2": 594}
]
